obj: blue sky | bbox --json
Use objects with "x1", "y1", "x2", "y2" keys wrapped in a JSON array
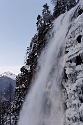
[{"x1": 0, "y1": 0, "x2": 53, "y2": 75}]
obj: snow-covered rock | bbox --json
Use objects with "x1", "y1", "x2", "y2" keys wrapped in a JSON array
[{"x1": 63, "y1": 2, "x2": 83, "y2": 124}]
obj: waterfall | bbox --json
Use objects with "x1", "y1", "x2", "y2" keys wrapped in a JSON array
[{"x1": 17, "y1": 5, "x2": 78, "y2": 125}]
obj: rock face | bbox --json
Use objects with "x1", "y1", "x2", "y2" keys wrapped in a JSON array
[{"x1": 62, "y1": 6, "x2": 83, "y2": 125}]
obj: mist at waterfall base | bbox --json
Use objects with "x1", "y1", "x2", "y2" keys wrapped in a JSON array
[{"x1": 17, "y1": 3, "x2": 79, "y2": 125}]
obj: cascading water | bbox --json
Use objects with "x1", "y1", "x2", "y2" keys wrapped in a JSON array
[{"x1": 17, "y1": 4, "x2": 79, "y2": 125}]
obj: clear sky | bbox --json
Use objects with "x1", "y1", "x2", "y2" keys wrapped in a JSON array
[{"x1": 0, "y1": 0, "x2": 53, "y2": 75}]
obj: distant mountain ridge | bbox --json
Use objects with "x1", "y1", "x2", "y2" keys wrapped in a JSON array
[
  {"x1": 0, "y1": 71, "x2": 16, "y2": 80},
  {"x1": 0, "y1": 71, "x2": 16, "y2": 103}
]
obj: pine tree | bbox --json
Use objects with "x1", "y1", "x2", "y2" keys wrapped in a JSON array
[
  {"x1": 53, "y1": 0, "x2": 62, "y2": 18},
  {"x1": 52, "y1": 0, "x2": 78, "y2": 18},
  {"x1": 42, "y1": 3, "x2": 52, "y2": 25},
  {"x1": 11, "y1": 75, "x2": 26, "y2": 125},
  {"x1": 67, "y1": 0, "x2": 76, "y2": 11},
  {"x1": 61, "y1": 0, "x2": 67, "y2": 13},
  {"x1": 36, "y1": 15, "x2": 43, "y2": 31}
]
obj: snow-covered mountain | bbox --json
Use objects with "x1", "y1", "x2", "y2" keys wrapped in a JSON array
[
  {"x1": 0, "y1": 71, "x2": 16, "y2": 80},
  {"x1": 0, "y1": 72, "x2": 16, "y2": 102}
]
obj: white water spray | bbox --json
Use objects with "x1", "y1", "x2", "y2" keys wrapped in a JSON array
[{"x1": 17, "y1": 5, "x2": 78, "y2": 125}]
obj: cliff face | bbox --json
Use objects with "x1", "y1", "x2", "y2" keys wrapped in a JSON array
[{"x1": 63, "y1": 6, "x2": 83, "y2": 125}]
